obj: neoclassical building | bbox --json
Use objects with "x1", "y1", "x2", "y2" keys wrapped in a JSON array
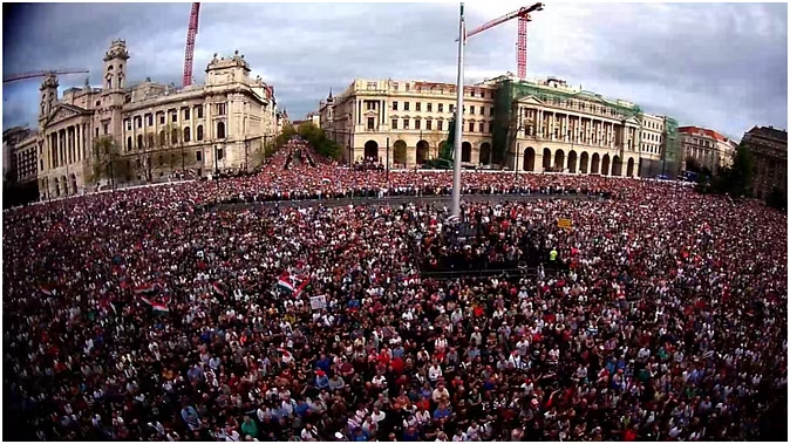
[
  {"x1": 35, "y1": 39, "x2": 282, "y2": 199},
  {"x1": 678, "y1": 126, "x2": 737, "y2": 173},
  {"x1": 741, "y1": 125, "x2": 787, "y2": 200},
  {"x1": 319, "y1": 74, "x2": 678, "y2": 177}
]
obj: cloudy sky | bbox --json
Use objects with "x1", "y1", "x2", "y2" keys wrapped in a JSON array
[{"x1": 3, "y1": 1, "x2": 787, "y2": 139}]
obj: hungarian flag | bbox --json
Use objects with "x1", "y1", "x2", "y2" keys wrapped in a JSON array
[
  {"x1": 40, "y1": 286, "x2": 55, "y2": 296},
  {"x1": 294, "y1": 278, "x2": 310, "y2": 298},
  {"x1": 212, "y1": 283, "x2": 226, "y2": 297},
  {"x1": 140, "y1": 296, "x2": 169, "y2": 313},
  {"x1": 278, "y1": 272, "x2": 295, "y2": 293},
  {"x1": 134, "y1": 284, "x2": 158, "y2": 295}
]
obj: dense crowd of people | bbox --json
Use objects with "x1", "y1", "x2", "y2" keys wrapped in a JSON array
[{"x1": 3, "y1": 140, "x2": 787, "y2": 441}]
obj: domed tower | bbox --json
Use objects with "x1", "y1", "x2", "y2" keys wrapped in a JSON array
[
  {"x1": 38, "y1": 72, "x2": 58, "y2": 122},
  {"x1": 99, "y1": 39, "x2": 130, "y2": 143},
  {"x1": 102, "y1": 39, "x2": 129, "y2": 91},
  {"x1": 326, "y1": 88, "x2": 334, "y2": 122}
]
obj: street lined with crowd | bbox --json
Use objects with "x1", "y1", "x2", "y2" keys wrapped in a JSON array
[{"x1": 4, "y1": 140, "x2": 786, "y2": 441}]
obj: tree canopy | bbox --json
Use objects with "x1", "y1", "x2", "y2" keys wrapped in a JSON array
[{"x1": 296, "y1": 122, "x2": 342, "y2": 160}]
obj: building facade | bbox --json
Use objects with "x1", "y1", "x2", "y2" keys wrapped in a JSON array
[
  {"x1": 35, "y1": 40, "x2": 280, "y2": 199},
  {"x1": 678, "y1": 126, "x2": 737, "y2": 173},
  {"x1": 320, "y1": 75, "x2": 673, "y2": 177},
  {"x1": 4, "y1": 126, "x2": 41, "y2": 184},
  {"x1": 741, "y1": 125, "x2": 787, "y2": 199}
]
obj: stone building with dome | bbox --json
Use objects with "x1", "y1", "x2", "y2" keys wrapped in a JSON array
[{"x1": 33, "y1": 39, "x2": 282, "y2": 199}]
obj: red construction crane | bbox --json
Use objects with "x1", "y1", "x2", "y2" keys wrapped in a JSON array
[
  {"x1": 465, "y1": 2, "x2": 544, "y2": 80},
  {"x1": 182, "y1": 2, "x2": 201, "y2": 87},
  {"x1": 3, "y1": 69, "x2": 89, "y2": 84}
]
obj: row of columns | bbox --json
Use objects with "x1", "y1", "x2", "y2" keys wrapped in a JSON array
[
  {"x1": 523, "y1": 108, "x2": 639, "y2": 151},
  {"x1": 48, "y1": 123, "x2": 88, "y2": 170},
  {"x1": 527, "y1": 151, "x2": 636, "y2": 177}
]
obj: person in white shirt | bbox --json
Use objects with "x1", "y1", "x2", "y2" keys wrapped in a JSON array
[
  {"x1": 466, "y1": 422, "x2": 481, "y2": 440},
  {"x1": 371, "y1": 407, "x2": 386, "y2": 424},
  {"x1": 428, "y1": 363, "x2": 443, "y2": 383},
  {"x1": 300, "y1": 424, "x2": 319, "y2": 441}
]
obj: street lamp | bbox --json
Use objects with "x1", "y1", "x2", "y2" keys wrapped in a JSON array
[
  {"x1": 515, "y1": 142, "x2": 520, "y2": 176},
  {"x1": 386, "y1": 137, "x2": 390, "y2": 182},
  {"x1": 451, "y1": 3, "x2": 466, "y2": 217}
]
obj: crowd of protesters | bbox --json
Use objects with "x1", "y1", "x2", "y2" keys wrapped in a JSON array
[{"x1": 3, "y1": 139, "x2": 787, "y2": 441}]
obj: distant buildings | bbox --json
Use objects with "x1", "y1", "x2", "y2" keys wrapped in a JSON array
[
  {"x1": 678, "y1": 126, "x2": 738, "y2": 172},
  {"x1": 3, "y1": 126, "x2": 40, "y2": 185},
  {"x1": 7, "y1": 39, "x2": 283, "y2": 202},
  {"x1": 319, "y1": 74, "x2": 679, "y2": 178},
  {"x1": 741, "y1": 125, "x2": 787, "y2": 199}
]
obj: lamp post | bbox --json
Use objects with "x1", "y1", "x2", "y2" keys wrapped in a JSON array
[
  {"x1": 451, "y1": 3, "x2": 466, "y2": 217},
  {"x1": 244, "y1": 139, "x2": 250, "y2": 173},
  {"x1": 515, "y1": 142, "x2": 520, "y2": 176},
  {"x1": 386, "y1": 137, "x2": 390, "y2": 182}
]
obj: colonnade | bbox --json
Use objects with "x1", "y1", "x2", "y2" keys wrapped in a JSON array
[
  {"x1": 521, "y1": 107, "x2": 639, "y2": 152},
  {"x1": 47, "y1": 123, "x2": 88, "y2": 170}
]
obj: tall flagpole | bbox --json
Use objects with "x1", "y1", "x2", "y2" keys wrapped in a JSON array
[{"x1": 451, "y1": 2, "x2": 465, "y2": 217}]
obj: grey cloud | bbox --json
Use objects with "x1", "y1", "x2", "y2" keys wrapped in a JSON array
[{"x1": 3, "y1": 2, "x2": 786, "y2": 139}]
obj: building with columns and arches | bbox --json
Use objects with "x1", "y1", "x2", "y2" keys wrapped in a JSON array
[
  {"x1": 319, "y1": 74, "x2": 678, "y2": 178},
  {"x1": 33, "y1": 39, "x2": 281, "y2": 200}
]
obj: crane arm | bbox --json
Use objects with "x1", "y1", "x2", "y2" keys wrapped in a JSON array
[
  {"x1": 464, "y1": 2, "x2": 544, "y2": 39},
  {"x1": 182, "y1": 2, "x2": 201, "y2": 87},
  {"x1": 3, "y1": 69, "x2": 89, "y2": 83}
]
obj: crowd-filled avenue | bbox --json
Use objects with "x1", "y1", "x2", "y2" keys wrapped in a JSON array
[{"x1": 3, "y1": 139, "x2": 787, "y2": 441}]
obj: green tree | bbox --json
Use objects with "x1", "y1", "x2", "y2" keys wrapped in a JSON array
[
  {"x1": 711, "y1": 144, "x2": 754, "y2": 198},
  {"x1": 296, "y1": 122, "x2": 341, "y2": 160},
  {"x1": 765, "y1": 186, "x2": 787, "y2": 211},
  {"x1": 90, "y1": 136, "x2": 129, "y2": 186},
  {"x1": 685, "y1": 156, "x2": 701, "y2": 174}
]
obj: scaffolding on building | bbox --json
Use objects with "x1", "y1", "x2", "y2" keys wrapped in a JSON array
[
  {"x1": 662, "y1": 117, "x2": 681, "y2": 178},
  {"x1": 491, "y1": 76, "x2": 644, "y2": 167}
]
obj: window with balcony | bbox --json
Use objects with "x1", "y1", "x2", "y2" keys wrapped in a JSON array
[
  {"x1": 438, "y1": 103, "x2": 444, "y2": 113},
  {"x1": 479, "y1": 122, "x2": 484, "y2": 133},
  {"x1": 426, "y1": 120, "x2": 432, "y2": 131},
  {"x1": 438, "y1": 121, "x2": 443, "y2": 131},
  {"x1": 216, "y1": 103, "x2": 226, "y2": 116},
  {"x1": 416, "y1": 102, "x2": 422, "y2": 112},
  {"x1": 183, "y1": 108, "x2": 191, "y2": 120},
  {"x1": 196, "y1": 105, "x2": 203, "y2": 119},
  {"x1": 403, "y1": 119, "x2": 410, "y2": 130},
  {"x1": 415, "y1": 119, "x2": 421, "y2": 130},
  {"x1": 392, "y1": 101, "x2": 398, "y2": 111},
  {"x1": 391, "y1": 119, "x2": 398, "y2": 130},
  {"x1": 427, "y1": 103, "x2": 432, "y2": 112},
  {"x1": 468, "y1": 122, "x2": 474, "y2": 132},
  {"x1": 404, "y1": 102, "x2": 410, "y2": 111},
  {"x1": 367, "y1": 117, "x2": 375, "y2": 131},
  {"x1": 470, "y1": 106, "x2": 475, "y2": 115},
  {"x1": 135, "y1": 116, "x2": 142, "y2": 128}
]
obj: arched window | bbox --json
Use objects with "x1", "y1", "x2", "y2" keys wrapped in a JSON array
[
  {"x1": 159, "y1": 131, "x2": 166, "y2": 146},
  {"x1": 171, "y1": 129, "x2": 178, "y2": 145},
  {"x1": 197, "y1": 125, "x2": 204, "y2": 141},
  {"x1": 148, "y1": 134, "x2": 155, "y2": 148},
  {"x1": 183, "y1": 127, "x2": 191, "y2": 143},
  {"x1": 127, "y1": 137, "x2": 132, "y2": 151},
  {"x1": 137, "y1": 135, "x2": 143, "y2": 149},
  {"x1": 217, "y1": 121, "x2": 226, "y2": 139}
]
